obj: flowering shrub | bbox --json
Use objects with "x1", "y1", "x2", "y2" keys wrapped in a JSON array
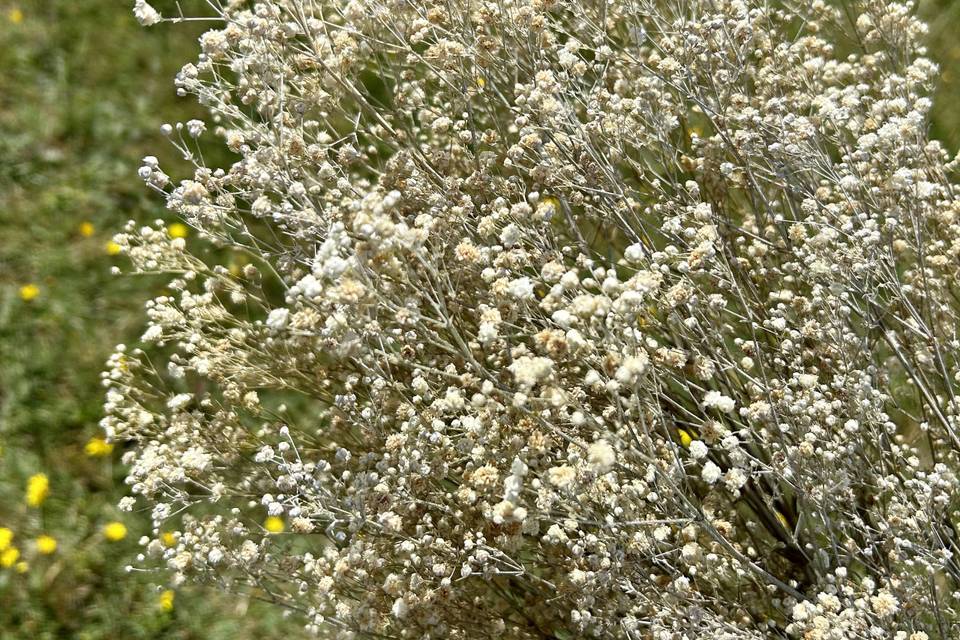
[{"x1": 109, "y1": 1, "x2": 960, "y2": 637}]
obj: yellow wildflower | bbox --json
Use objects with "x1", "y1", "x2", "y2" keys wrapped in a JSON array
[
  {"x1": 167, "y1": 223, "x2": 189, "y2": 239},
  {"x1": 79, "y1": 221, "x2": 95, "y2": 237},
  {"x1": 15, "y1": 561, "x2": 28, "y2": 573},
  {"x1": 8, "y1": 7, "x2": 23, "y2": 23},
  {"x1": 476, "y1": 75, "x2": 486, "y2": 88},
  {"x1": 677, "y1": 429, "x2": 693, "y2": 448},
  {"x1": 19, "y1": 284, "x2": 40, "y2": 302},
  {"x1": 106, "y1": 241, "x2": 122, "y2": 255},
  {"x1": 161, "y1": 531, "x2": 177, "y2": 547},
  {"x1": 103, "y1": 521, "x2": 127, "y2": 542},
  {"x1": 35, "y1": 535, "x2": 57, "y2": 555},
  {"x1": 84, "y1": 437, "x2": 114, "y2": 457},
  {"x1": 159, "y1": 589, "x2": 175, "y2": 612},
  {"x1": 0, "y1": 528, "x2": 12, "y2": 551},
  {"x1": 26, "y1": 473, "x2": 49, "y2": 507},
  {"x1": 1, "y1": 547, "x2": 20, "y2": 568},
  {"x1": 264, "y1": 516, "x2": 284, "y2": 533}
]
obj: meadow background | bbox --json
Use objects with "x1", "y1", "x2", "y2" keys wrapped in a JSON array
[{"x1": 0, "y1": 0, "x2": 959, "y2": 637}]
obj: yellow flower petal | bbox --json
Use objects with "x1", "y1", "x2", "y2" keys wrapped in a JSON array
[
  {"x1": 19, "y1": 284, "x2": 40, "y2": 302},
  {"x1": 79, "y1": 221, "x2": 95, "y2": 237},
  {"x1": 106, "y1": 241, "x2": 122, "y2": 256},
  {"x1": 167, "y1": 223, "x2": 189, "y2": 239},
  {"x1": 8, "y1": 8, "x2": 23, "y2": 24},
  {"x1": 0, "y1": 528, "x2": 12, "y2": 552},
  {"x1": 103, "y1": 521, "x2": 127, "y2": 542},
  {"x1": 0, "y1": 547, "x2": 20, "y2": 568},
  {"x1": 84, "y1": 437, "x2": 114, "y2": 457},
  {"x1": 26, "y1": 473, "x2": 49, "y2": 507},
  {"x1": 35, "y1": 535, "x2": 57, "y2": 555},
  {"x1": 159, "y1": 589, "x2": 175, "y2": 612},
  {"x1": 264, "y1": 516, "x2": 284, "y2": 533}
]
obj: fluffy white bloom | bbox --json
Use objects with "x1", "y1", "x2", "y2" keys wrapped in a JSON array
[
  {"x1": 186, "y1": 119, "x2": 206, "y2": 138},
  {"x1": 166, "y1": 393, "x2": 192, "y2": 410},
  {"x1": 508, "y1": 356, "x2": 553, "y2": 388},
  {"x1": 797, "y1": 373, "x2": 818, "y2": 389},
  {"x1": 547, "y1": 465, "x2": 577, "y2": 488},
  {"x1": 624, "y1": 243, "x2": 645, "y2": 263},
  {"x1": 587, "y1": 440, "x2": 616, "y2": 473},
  {"x1": 507, "y1": 276, "x2": 535, "y2": 300},
  {"x1": 500, "y1": 223, "x2": 522, "y2": 247},
  {"x1": 133, "y1": 0, "x2": 161, "y2": 26},
  {"x1": 391, "y1": 597, "x2": 408, "y2": 619},
  {"x1": 551, "y1": 309, "x2": 574, "y2": 328},
  {"x1": 142, "y1": 324, "x2": 163, "y2": 342},
  {"x1": 724, "y1": 468, "x2": 747, "y2": 491},
  {"x1": 543, "y1": 523, "x2": 568, "y2": 544},
  {"x1": 702, "y1": 390, "x2": 735, "y2": 413},
  {"x1": 182, "y1": 446, "x2": 211, "y2": 472},
  {"x1": 295, "y1": 274, "x2": 322, "y2": 299},
  {"x1": 870, "y1": 591, "x2": 899, "y2": 617},
  {"x1": 378, "y1": 511, "x2": 402, "y2": 532},
  {"x1": 502, "y1": 457, "x2": 527, "y2": 504},
  {"x1": 701, "y1": 461, "x2": 721, "y2": 484},
  {"x1": 688, "y1": 440, "x2": 708, "y2": 460},
  {"x1": 614, "y1": 353, "x2": 648, "y2": 385},
  {"x1": 265, "y1": 308, "x2": 289, "y2": 330},
  {"x1": 238, "y1": 540, "x2": 259, "y2": 565}
]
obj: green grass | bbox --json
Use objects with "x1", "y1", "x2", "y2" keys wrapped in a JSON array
[
  {"x1": 925, "y1": 0, "x2": 960, "y2": 150},
  {"x1": 0, "y1": 0, "x2": 958, "y2": 637}
]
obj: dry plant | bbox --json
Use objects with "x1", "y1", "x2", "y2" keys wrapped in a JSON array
[{"x1": 107, "y1": 0, "x2": 960, "y2": 637}]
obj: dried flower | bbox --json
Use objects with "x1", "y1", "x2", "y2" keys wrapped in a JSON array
[{"x1": 111, "y1": 0, "x2": 960, "y2": 636}]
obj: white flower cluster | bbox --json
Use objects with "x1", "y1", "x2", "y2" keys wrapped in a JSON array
[
  {"x1": 133, "y1": 0, "x2": 161, "y2": 26},
  {"x1": 105, "y1": 0, "x2": 960, "y2": 637}
]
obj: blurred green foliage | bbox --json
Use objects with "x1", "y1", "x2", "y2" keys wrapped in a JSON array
[
  {"x1": 923, "y1": 0, "x2": 960, "y2": 150},
  {"x1": 0, "y1": 0, "x2": 958, "y2": 637}
]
